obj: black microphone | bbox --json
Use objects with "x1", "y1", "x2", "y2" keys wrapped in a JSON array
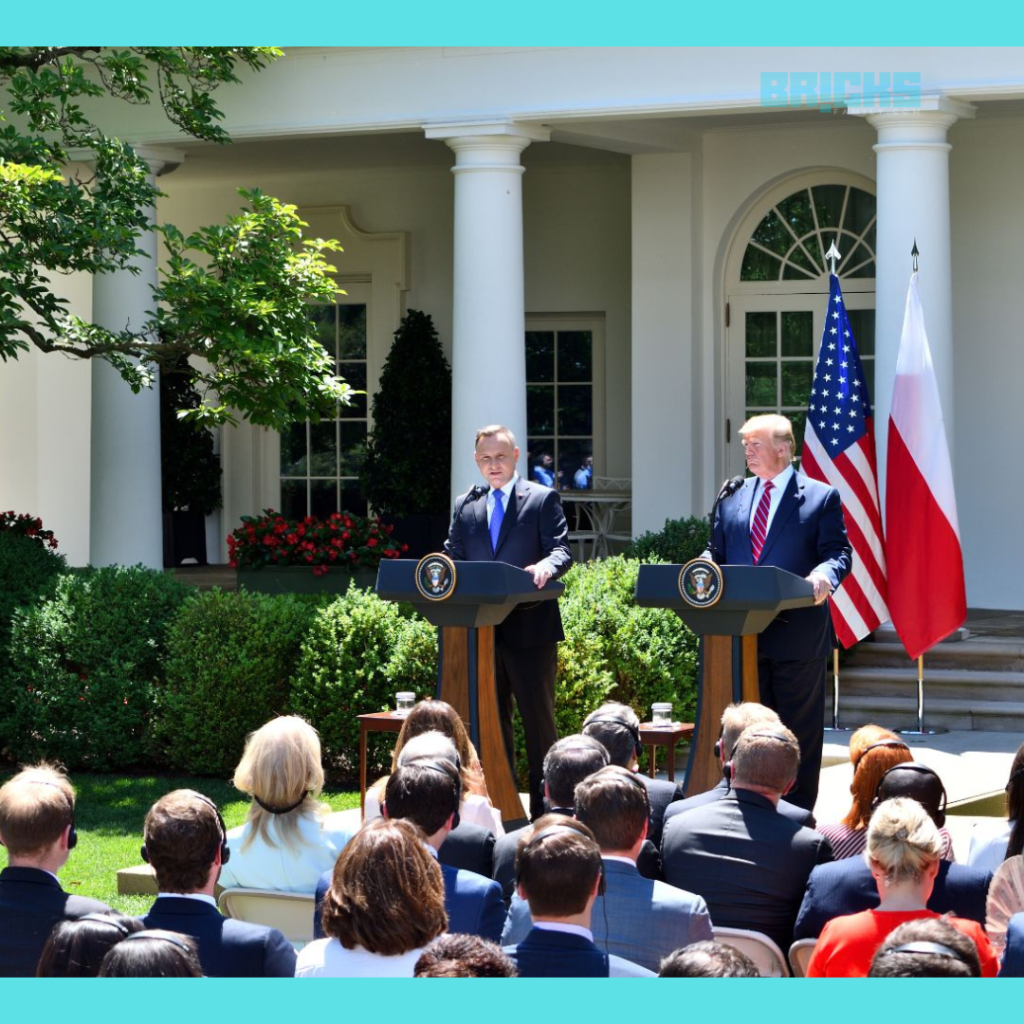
[
  {"x1": 452, "y1": 483, "x2": 489, "y2": 525},
  {"x1": 708, "y1": 475, "x2": 745, "y2": 564}
]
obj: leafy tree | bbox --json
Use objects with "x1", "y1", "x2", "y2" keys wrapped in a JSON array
[{"x1": 0, "y1": 47, "x2": 353, "y2": 427}]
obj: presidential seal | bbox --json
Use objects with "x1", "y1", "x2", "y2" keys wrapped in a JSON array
[
  {"x1": 678, "y1": 557, "x2": 724, "y2": 609},
  {"x1": 415, "y1": 553, "x2": 458, "y2": 601}
]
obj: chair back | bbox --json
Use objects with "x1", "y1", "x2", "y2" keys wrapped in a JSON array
[
  {"x1": 218, "y1": 888, "x2": 315, "y2": 948},
  {"x1": 788, "y1": 938, "x2": 817, "y2": 977},
  {"x1": 712, "y1": 926, "x2": 791, "y2": 977}
]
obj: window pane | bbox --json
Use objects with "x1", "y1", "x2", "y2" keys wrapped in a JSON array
[
  {"x1": 280, "y1": 422, "x2": 308, "y2": 476},
  {"x1": 339, "y1": 421, "x2": 367, "y2": 476},
  {"x1": 745, "y1": 312, "x2": 776, "y2": 358},
  {"x1": 781, "y1": 362, "x2": 814, "y2": 406},
  {"x1": 527, "y1": 384, "x2": 555, "y2": 436},
  {"x1": 558, "y1": 385, "x2": 592, "y2": 436},
  {"x1": 526, "y1": 331, "x2": 555, "y2": 382},
  {"x1": 781, "y1": 311, "x2": 813, "y2": 357},
  {"x1": 847, "y1": 188, "x2": 876, "y2": 236},
  {"x1": 338, "y1": 305, "x2": 366, "y2": 360},
  {"x1": 746, "y1": 362, "x2": 777, "y2": 406},
  {"x1": 741, "y1": 246, "x2": 781, "y2": 282},
  {"x1": 559, "y1": 439, "x2": 592, "y2": 490},
  {"x1": 783, "y1": 245, "x2": 819, "y2": 279},
  {"x1": 310, "y1": 479, "x2": 338, "y2": 519},
  {"x1": 751, "y1": 210, "x2": 793, "y2": 257},
  {"x1": 281, "y1": 479, "x2": 307, "y2": 519},
  {"x1": 341, "y1": 480, "x2": 366, "y2": 517},
  {"x1": 309, "y1": 420, "x2": 338, "y2": 477},
  {"x1": 309, "y1": 304, "x2": 336, "y2": 357},
  {"x1": 558, "y1": 331, "x2": 592, "y2": 383},
  {"x1": 339, "y1": 361, "x2": 367, "y2": 419},
  {"x1": 789, "y1": 411, "x2": 808, "y2": 460},
  {"x1": 776, "y1": 189, "x2": 815, "y2": 237},
  {"x1": 812, "y1": 184, "x2": 847, "y2": 230}
]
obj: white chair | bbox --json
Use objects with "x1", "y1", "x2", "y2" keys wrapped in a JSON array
[
  {"x1": 218, "y1": 888, "x2": 316, "y2": 949},
  {"x1": 788, "y1": 938, "x2": 817, "y2": 977},
  {"x1": 713, "y1": 926, "x2": 791, "y2": 977}
]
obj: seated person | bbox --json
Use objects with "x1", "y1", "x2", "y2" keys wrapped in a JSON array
[
  {"x1": 297, "y1": 818, "x2": 447, "y2": 978},
  {"x1": 98, "y1": 930, "x2": 204, "y2": 978},
  {"x1": 365, "y1": 699, "x2": 503, "y2": 836},
  {"x1": 870, "y1": 917, "x2": 982, "y2": 978},
  {"x1": 502, "y1": 815, "x2": 652, "y2": 977},
  {"x1": 414, "y1": 935, "x2": 518, "y2": 977},
  {"x1": 217, "y1": 715, "x2": 355, "y2": 892},
  {"x1": 806, "y1": 798, "x2": 996, "y2": 977},
  {"x1": 658, "y1": 941, "x2": 760, "y2": 978},
  {"x1": 968, "y1": 740, "x2": 1024, "y2": 872},
  {"x1": 37, "y1": 911, "x2": 144, "y2": 977}
]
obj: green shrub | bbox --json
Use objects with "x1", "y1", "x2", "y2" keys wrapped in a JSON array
[
  {"x1": 157, "y1": 589, "x2": 322, "y2": 775},
  {"x1": 0, "y1": 532, "x2": 67, "y2": 677},
  {"x1": 625, "y1": 515, "x2": 710, "y2": 564},
  {"x1": 289, "y1": 584, "x2": 438, "y2": 781},
  {"x1": 0, "y1": 566, "x2": 189, "y2": 769}
]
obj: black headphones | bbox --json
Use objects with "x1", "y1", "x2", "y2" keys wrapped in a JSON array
[
  {"x1": 881, "y1": 941, "x2": 972, "y2": 965},
  {"x1": 141, "y1": 793, "x2": 230, "y2": 867},
  {"x1": 872, "y1": 763, "x2": 948, "y2": 828},
  {"x1": 401, "y1": 758, "x2": 462, "y2": 832},
  {"x1": 515, "y1": 823, "x2": 606, "y2": 897},
  {"x1": 723, "y1": 729, "x2": 794, "y2": 783},
  {"x1": 78, "y1": 913, "x2": 131, "y2": 935},
  {"x1": 120, "y1": 931, "x2": 195, "y2": 954},
  {"x1": 583, "y1": 714, "x2": 643, "y2": 760},
  {"x1": 253, "y1": 792, "x2": 309, "y2": 815},
  {"x1": 21, "y1": 778, "x2": 77, "y2": 850},
  {"x1": 853, "y1": 739, "x2": 911, "y2": 771}
]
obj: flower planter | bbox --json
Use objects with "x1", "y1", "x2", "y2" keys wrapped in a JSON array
[{"x1": 237, "y1": 565, "x2": 378, "y2": 596}]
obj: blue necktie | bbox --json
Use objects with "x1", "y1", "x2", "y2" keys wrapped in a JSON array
[{"x1": 490, "y1": 490, "x2": 505, "y2": 552}]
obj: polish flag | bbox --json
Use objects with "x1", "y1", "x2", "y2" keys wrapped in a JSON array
[{"x1": 885, "y1": 272, "x2": 966, "y2": 660}]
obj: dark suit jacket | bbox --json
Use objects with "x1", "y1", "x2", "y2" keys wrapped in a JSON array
[
  {"x1": 141, "y1": 896, "x2": 296, "y2": 977},
  {"x1": 0, "y1": 866, "x2": 111, "y2": 977},
  {"x1": 661, "y1": 788, "x2": 833, "y2": 951},
  {"x1": 710, "y1": 472, "x2": 851, "y2": 660},
  {"x1": 998, "y1": 914, "x2": 1024, "y2": 976},
  {"x1": 794, "y1": 858, "x2": 992, "y2": 939},
  {"x1": 438, "y1": 821, "x2": 495, "y2": 878},
  {"x1": 504, "y1": 927, "x2": 610, "y2": 978},
  {"x1": 445, "y1": 477, "x2": 571, "y2": 647},
  {"x1": 639, "y1": 775, "x2": 683, "y2": 849},
  {"x1": 663, "y1": 778, "x2": 816, "y2": 829}
]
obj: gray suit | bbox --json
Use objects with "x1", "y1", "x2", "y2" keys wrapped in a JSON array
[{"x1": 501, "y1": 856, "x2": 713, "y2": 972}]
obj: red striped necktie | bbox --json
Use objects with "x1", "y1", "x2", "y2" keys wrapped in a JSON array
[{"x1": 750, "y1": 480, "x2": 774, "y2": 563}]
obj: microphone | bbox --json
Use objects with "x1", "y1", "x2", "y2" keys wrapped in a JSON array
[
  {"x1": 708, "y1": 475, "x2": 744, "y2": 564},
  {"x1": 453, "y1": 483, "x2": 489, "y2": 525}
]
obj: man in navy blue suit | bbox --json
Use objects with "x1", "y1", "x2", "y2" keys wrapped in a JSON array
[
  {"x1": 707, "y1": 414, "x2": 852, "y2": 810},
  {"x1": 139, "y1": 790, "x2": 296, "y2": 978},
  {"x1": 445, "y1": 424, "x2": 572, "y2": 822},
  {"x1": 313, "y1": 759, "x2": 505, "y2": 942}
]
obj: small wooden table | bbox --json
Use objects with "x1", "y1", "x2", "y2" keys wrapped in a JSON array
[
  {"x1": 638, "y1": 721, "x2": 694, "y2": 782},
  {"x1": 358, "y1": 711, "x2": 406, "y2": 818}
]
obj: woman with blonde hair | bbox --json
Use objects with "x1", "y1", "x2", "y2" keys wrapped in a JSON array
[
  {"x1": 807, "y1": 797, "x2": 997, "y2": 977},
  {"x1": 217, "y1": 715, "x2": 355, "y2": 892},
  {"x1": 364, "y1": 699, "x2": 503, "y2": 835}
]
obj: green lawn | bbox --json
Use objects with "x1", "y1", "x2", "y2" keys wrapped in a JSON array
[{"x1": 0, "y1": 773, "x2": 360, "y2": 914}]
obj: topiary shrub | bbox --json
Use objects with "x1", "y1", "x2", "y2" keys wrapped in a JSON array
[
  {"x1": 625, "y1": 515, "x2": 710, "y2": 565},
  {"x1": 0, "y1": 566, "x2": 190, "y2": 769},
  {"x1": 157, "y1": 589, "x2": 323, "y2": 775},
  {"x1": 289, "y1": 584, "x2": 438, "y2": 781}
]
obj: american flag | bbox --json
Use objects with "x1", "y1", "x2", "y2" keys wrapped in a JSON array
[{"x1": 801, "y1": 272, "x2": 889, "y2": 647}]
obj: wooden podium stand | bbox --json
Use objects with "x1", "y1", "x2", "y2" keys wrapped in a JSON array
[
  {"x1": 635, "y1": 564, "x2": 815, "y2": 796},
  {"x1": 376, "y1": 558, "x2": 563, "y2": 829}
]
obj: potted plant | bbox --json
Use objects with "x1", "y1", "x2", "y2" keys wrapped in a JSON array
[{"x1": 359, "y1": 309, "x2": 452, "y2": 557}]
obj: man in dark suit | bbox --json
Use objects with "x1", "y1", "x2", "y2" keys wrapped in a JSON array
[
  {"x1": 662, "y1": 701, "x2": 815, "y2": 828},
  {"x1": 445, "y1": 424, "x2": 572, "y2": 822},
  {"x1": 314, "y1": 760, "x2": 504, "y2": 942},
  {"x1": 707, "y1": 414, "x2": 852, "y2": 810},
  {"x1": 0, "y1": 764, "x2": 111, "y2": 976},
  {"x1": 998, "y1": 914, "x2": 1024, "y2": 976},
  {"x1": 502, "y1": 815, "x2": 652, "y2": 977},
  {"x1": 661, "y1": 725, "x2": 833, "y2": 951},
  {"x1": 139, "y1": 790, "x2": 296, "y2": 978},
  {"x1": 581, "y1": 702, "x2": 682, "y2": 848}
]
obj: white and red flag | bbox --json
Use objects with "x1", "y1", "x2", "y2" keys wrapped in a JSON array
[{"x1": 885, "y1": 272, "x2": 966, "y2": 659}]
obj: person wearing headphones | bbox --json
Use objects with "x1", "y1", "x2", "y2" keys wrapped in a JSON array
[
  {"x1": 0, "y1": 763, "x2": 112, "y2": 976},
  {"x1": 502, "y1": 766, "x2": 712, "y2": 972},
  {"x1": 502, "y1": 815, "x2": 653, "y2": 977},
  {"x1": 138, "y1": 789, "x2": 296, "y2": 977},
  {"x1": 660, "y1": 725, "x2": 832, "y2": 951}
]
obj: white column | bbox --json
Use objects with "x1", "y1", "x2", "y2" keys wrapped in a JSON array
[
  {"x1": 90, "y1": 147, "x2": 181, "y2": 568},
  {"x1": 425, "y1": 122, "x2": 550, "y2": 501},
  {"x1": 849, "y1": 99, "x2": 973, "y2": 496}
]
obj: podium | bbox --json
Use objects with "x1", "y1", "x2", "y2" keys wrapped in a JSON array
[
  {"x1": 635, "y1": 564, "x2": 815, "y2": 796},
  {"x1": 376, "y1": 558, "x2": 564, "y2": 829}
]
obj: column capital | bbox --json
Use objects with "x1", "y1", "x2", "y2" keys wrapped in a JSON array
[
  {"x1": 847, "y1": 94, "x2": 976, "y2": 143},
  {"x1": 424, "y1": 120, "x2": 551, "y2": 145}
]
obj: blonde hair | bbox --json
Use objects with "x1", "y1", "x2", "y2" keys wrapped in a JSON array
[
  {"x1": 739, "y1": 414, "x2": 795, "y2": 460},
  {"x1": 475, "y1": 424, "x2": 517, "y2": 449},
  {"x1": 867, "y1": 797, "x2": 942, "y2": 885},
  {"x1": 233, "y1": 716, "x2": 326, "y2": 852},
  {"x1": 719, "y1": 702, "x2": 781, "y2": 759}
]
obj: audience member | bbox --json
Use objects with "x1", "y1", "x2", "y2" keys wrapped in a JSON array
[
  {"x1": 969, "y1": 740, "x2": 1024, "y2": 872},
  {"x1": 491, "y1": 735, "x2": 610, "y2": 903},
  {"x1": 870, "y1": 917, "x2": 982, "y2": 978},
  {"x1": 36, "y1": 911, "x2": 143, "y2": 977},
  {"x1": 139, "y1": 789, "x2": 296, "y2": 977},
  {"x1": 573, "y1": 456, "x2": 593, "y2": 490},
  {"x1": 658, "y1": 941, "x2": 760, "y2": 978},
  {"x1": 661, "y1": 725, "x2": 832, "y2": 951},
  {"x1": 503, "y1": 766, "x2": 712, "y2": 971},
  {"x1": 414, "y1": 934, "x2": 518, "y2": 977},
  {"x1": 217, "y1": 716, "x2": 354, "y2": 892},
  {"x1": 996, "y1": 911, "x2": 1024, "y2": 976},
  {"x1": 0, "y1": 763, "x2": 112, "y2": 977},
  {"x1": 806, "y1": 798, "x2": 996, "y2": 977},
  {"x1": 297, "y1": 818, "x2": 446, "y2": 977},
  {"x1": 662, "y1": 702, "x2": 814, "y2": 828},
  {"x1": 98, "y1": 929, "x2": 204, "y2": 978},
  {"x1": 532, "y1": 453, "x2": 555, "y2": 488},
  {"x1": 502, "y1": 815, "x2": 653, "y2": 976}
]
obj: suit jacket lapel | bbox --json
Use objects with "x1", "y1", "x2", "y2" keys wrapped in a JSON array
[
  {"x1": 734, "y1": 479, "x2": 756, "y2": 565},
  {"x1": 474, "y1": 489, "x2": 493, "y2": 559},
  {"x1": 493, "y1": 481, "x2": 522, "y2": 558},
  {"x1": 757, "y1": 472, "x2": 801, "y2": 565}
]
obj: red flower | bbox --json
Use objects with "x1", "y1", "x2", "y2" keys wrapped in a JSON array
[{"x1": 367, "y1": 538, "x2": 378, "y2": 548}]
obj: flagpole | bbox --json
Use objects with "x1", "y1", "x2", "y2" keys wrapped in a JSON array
[
  {"x1": 824, "y1": 646, "x2": 851, "y2": 732},
  {"x1": 898, "y1": 653, "x2": 948, "y2": 736}
]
